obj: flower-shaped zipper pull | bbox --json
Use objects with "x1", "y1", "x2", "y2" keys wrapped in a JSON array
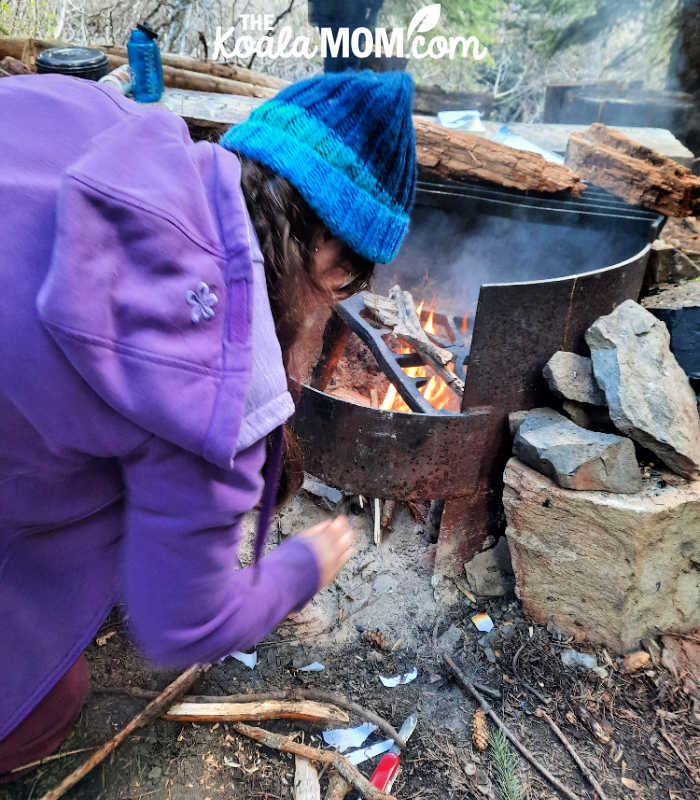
[{"x1": 186, "y1": 281, "x2": 218, "y2": 323}]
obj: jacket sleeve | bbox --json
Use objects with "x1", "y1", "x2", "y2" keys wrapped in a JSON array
[{"x1": 119, "y1": 435, "x2": 320, "y2": 667}]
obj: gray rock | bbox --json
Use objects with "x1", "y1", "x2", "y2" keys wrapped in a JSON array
[
  {"x1": 642, "y1": 281, "x2": 700, "y2": 381},
  {"x1": 586, "y1": 300, "x2": 700, "y2": 478},
  {"x1": 513, "y1": 408, "x2": 642, "y2": 493},
  {"x1": 543, "y1": 352, "x2": 606, "y2": 405},
  {"x1": 508, "y1": 407, "x2": 558, "y2": 437},
  {"x1": 464, "y1": 536, "x2": 515, "y2": 596},
  {"x1": 561, "y1": 400, "x2": 614, "y2": 432},
  {"x1": 647, "y1": 239, "x2": 700, "y2": 284},
  {"x1": 437, "y1": 623, "x2": 463, "y2": 653},
  {"x1": 503, "y1": 458, "x2": 700, "y2": 653}
]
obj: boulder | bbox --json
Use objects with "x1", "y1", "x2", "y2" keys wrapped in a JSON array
[
  {"x1": 543, "y1": 352, "x2": 606, "y2": 405},
  {"x1": 503, "y1": 458, "x2": 700, "y2": 653},
  {"x1": 561, "y1": 400, "x2": 614, "y2": 432},
  {"x1": 642, "y1": 281, "x2": 700, "y2": 381},
  {"x1": 513, "y1": 408, "x2": 642, "y2": 493},
  {"x1": 463, "y1": 536, "x2": 514, "y2": 597},
  {"x1": 586, "y1": 300, "x2": 700, "y2": 478},
  {"x1": 647, "y1": 239, "x2": 700, "y2": 284}
]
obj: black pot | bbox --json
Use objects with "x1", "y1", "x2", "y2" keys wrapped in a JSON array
[{"x1": 36, "y1": 47, "x2": 109, "y2": 81}]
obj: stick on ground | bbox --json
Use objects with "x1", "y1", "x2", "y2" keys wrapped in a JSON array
[
  {"x1": 443, "y1": 654, "x2": 581, "y2": 800},
  {"x1": 534, "y1": 708, "x2": 608, "y2": 800},
  {"x1": 38, "y1": 663, "x2": 210, "y2": 800},
  {"x1": 232, "y1": 722, "x2": 396, "y2": 800},
  {"x1": 163, "y1": 698, "x2": 349, "y2": 725}
]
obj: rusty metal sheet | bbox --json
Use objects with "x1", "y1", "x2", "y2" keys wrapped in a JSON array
[
  {"x1": 292, "y1": 384, "x2": 494, "y2": 500},
  {"x1": 462, "y1": 244, "x2": 652, "y2": 412}
]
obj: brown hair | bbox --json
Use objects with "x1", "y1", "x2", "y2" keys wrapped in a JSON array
[{"x1": 238, "y1": 155, "x2": 374, "y2": 504}]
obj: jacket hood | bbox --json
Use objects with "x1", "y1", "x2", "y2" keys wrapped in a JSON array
[{"x1": 37, "y1": 108, "x2": 291, "y2": 469}]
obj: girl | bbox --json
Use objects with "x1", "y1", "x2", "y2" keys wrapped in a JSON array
[{"x1": 0, "y1": 67, "x2": 416, "y2": 777}]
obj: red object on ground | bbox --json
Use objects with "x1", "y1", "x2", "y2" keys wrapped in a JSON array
[
  {"x1": 0, "y1": 654, "x2": 89, "y2": 781},
  {"x1": 369, "y1": 751, "x2": 401, "y2": 792}
]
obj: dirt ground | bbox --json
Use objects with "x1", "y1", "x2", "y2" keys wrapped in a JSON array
[{"x1": 2, "y1": 493, "x2": 698, "y2": 800}]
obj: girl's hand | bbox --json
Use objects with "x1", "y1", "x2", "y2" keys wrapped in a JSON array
[{"x1": 298, "y1": 515, "x2": 355, "y2": 590}]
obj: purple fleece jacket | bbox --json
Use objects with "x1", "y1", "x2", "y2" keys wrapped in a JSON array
[{"x1": 0, "y1": 75, "x2": 320, "y2": 740}]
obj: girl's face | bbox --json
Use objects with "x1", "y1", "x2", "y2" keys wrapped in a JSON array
[{"x1": 307, "y1": 231, "x2": 358, "y2": 305}]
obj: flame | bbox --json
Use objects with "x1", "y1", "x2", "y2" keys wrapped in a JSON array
[
  {"x1": 460, "y1": 312, "x2": 468, "y2": 335},
  {"x1": 378, "y1": 297, "x2": 461, "y2": 413}
]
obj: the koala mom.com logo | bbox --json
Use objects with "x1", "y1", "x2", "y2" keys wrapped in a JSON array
[{"x1": 213, "y1": 4, "x2": 487, "y2": 62}]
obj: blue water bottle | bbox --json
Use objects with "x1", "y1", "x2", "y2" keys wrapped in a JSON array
[{"x1": 127, "y1": 23, "x2": 163, "y2": 102}]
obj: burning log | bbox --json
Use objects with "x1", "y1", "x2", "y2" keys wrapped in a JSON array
[
  {"x1": 566, "y1": 123, "x2": 700, "y2": 216},
  {"x1": 413, "y1": 118, "x2": 585, "y2": 196},
  {"x1": 364, "y1": 286, "x2": 464, "y2": 398}
]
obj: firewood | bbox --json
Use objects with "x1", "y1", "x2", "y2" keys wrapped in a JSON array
[
  {"x1": 364, "y1": 286, "x2": 465, "y2": 397},
  {"x1": 566, "y1": 123, "x2": 700, "y2": 216},
  {"x1": 413, "y1": 118, "x2": 585, "y2": 196},
  {"x1": 100, "y1": 45, "x2": 287, "y2": 90},
  {"x1": 0, "y1": 38, "x2": 279, "y2": 98},
  {"x1": 163, "y1": 698, "x2": 349, "y2": 725},
  {"x1": 105, "y1": 53, "x2": 276, "y2": 99},
  {"x1": 294, "y1": 755, "x2": 321, "y2": 800}
]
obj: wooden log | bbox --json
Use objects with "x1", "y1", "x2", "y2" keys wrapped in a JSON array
[
  {"x1": 0, "y1": 38, "x2": 278, "y2": 98},
  {"x1": 163, "y1": 699, "x2": 349, "y2": 725},
  {"x1": 100, "y1": 45, "x2": 287, "y2": 90},
  {"x1": 105, "y1": 53, "x2": 276, "y2": 99},
  {"x1": 413, "y1": 117, "x2": 585, "y2": 196},
  {"x1": 566, "y1": 123, "x2": 700, "y2": 216},
  {"x1": 294, "y1": 756, "x2": 321, "y2": 800}
]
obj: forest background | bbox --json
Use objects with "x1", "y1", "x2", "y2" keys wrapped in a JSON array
[{"x1": 1, "y1": 1, "x2": 697, "y2": 125}]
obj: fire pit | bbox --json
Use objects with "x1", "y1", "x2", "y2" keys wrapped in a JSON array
[{"x1": 292, "y1": 177, "x2": 664, "y2": 577}]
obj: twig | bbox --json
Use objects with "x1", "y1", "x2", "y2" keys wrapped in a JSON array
[
  {"x1": 38, "y1": 663, "x2": 210, "y2": 800},
  {"x1": 657, "y1": 712, "x2": 698, "y2": 781},
  {"x1": 512, "y1": 641, "x2": 551, "y2": 705},
  {"x1": 93, "y1": 686, "x2": 159, "y2": 699},
  {"x1": 534, "y1": 708, "x2": 609, "y2": 800},
  {"x1": 232, "y1": 722, "x2": 396, "y2": 800},
  {"x1": 293, "y1": 689, "x2": 406, "y2": 749},
  {"x1": 443, "y1": 654, "x2": 581, "y2": 800},
  {"x1": 10, "y1": 747, "x2": 97, "y2": 774}
]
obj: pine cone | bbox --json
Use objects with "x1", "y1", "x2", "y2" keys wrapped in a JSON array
[
  {"x1": 471, "y1": 709, "x2": 488, "y2": 751},
  {"x1": 361, "y1": 629, "x2": 390, "y2": 651}
]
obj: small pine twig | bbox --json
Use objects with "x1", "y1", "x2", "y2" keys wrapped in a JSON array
[{"x1": 488, "y1": 728, "x2": 521, "y2": 800}]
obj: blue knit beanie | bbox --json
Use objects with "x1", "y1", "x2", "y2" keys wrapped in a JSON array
[{"x1": 220, "y1": 70, "x2": 417, "y2": 264}]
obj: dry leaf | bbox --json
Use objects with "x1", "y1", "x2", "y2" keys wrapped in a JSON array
[{"x1": 621, "y1": 777, "x2": 644, "y2": 792}]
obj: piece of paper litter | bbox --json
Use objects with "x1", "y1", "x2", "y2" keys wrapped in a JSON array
[
  {"x1": 322, "y1": 722, "x2": 377, "y2": 752},
  {"x1": 299, "y1": 662, "x2": 324, "y2": 672},
  {"x1": 346, "y1": 738, "x2": 395, "y2": 765},
  {"x1": 471, "y1": 612, "x2": 494, "y2": 633},
  {"x1": 379, "y1": 668, "x2": 418, "y2": 687},
  {"x1": 225, "y1": 650, "x2": 257, "y2": 669}
]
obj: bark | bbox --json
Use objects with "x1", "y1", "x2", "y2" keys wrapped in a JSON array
[{"x1": 566, "y1": 123, "x2": 700, "y2": 216}]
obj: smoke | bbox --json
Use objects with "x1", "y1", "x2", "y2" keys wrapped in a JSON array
[{"x1": 372, "y1": 201, "x2": 652, "y2": 318}]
